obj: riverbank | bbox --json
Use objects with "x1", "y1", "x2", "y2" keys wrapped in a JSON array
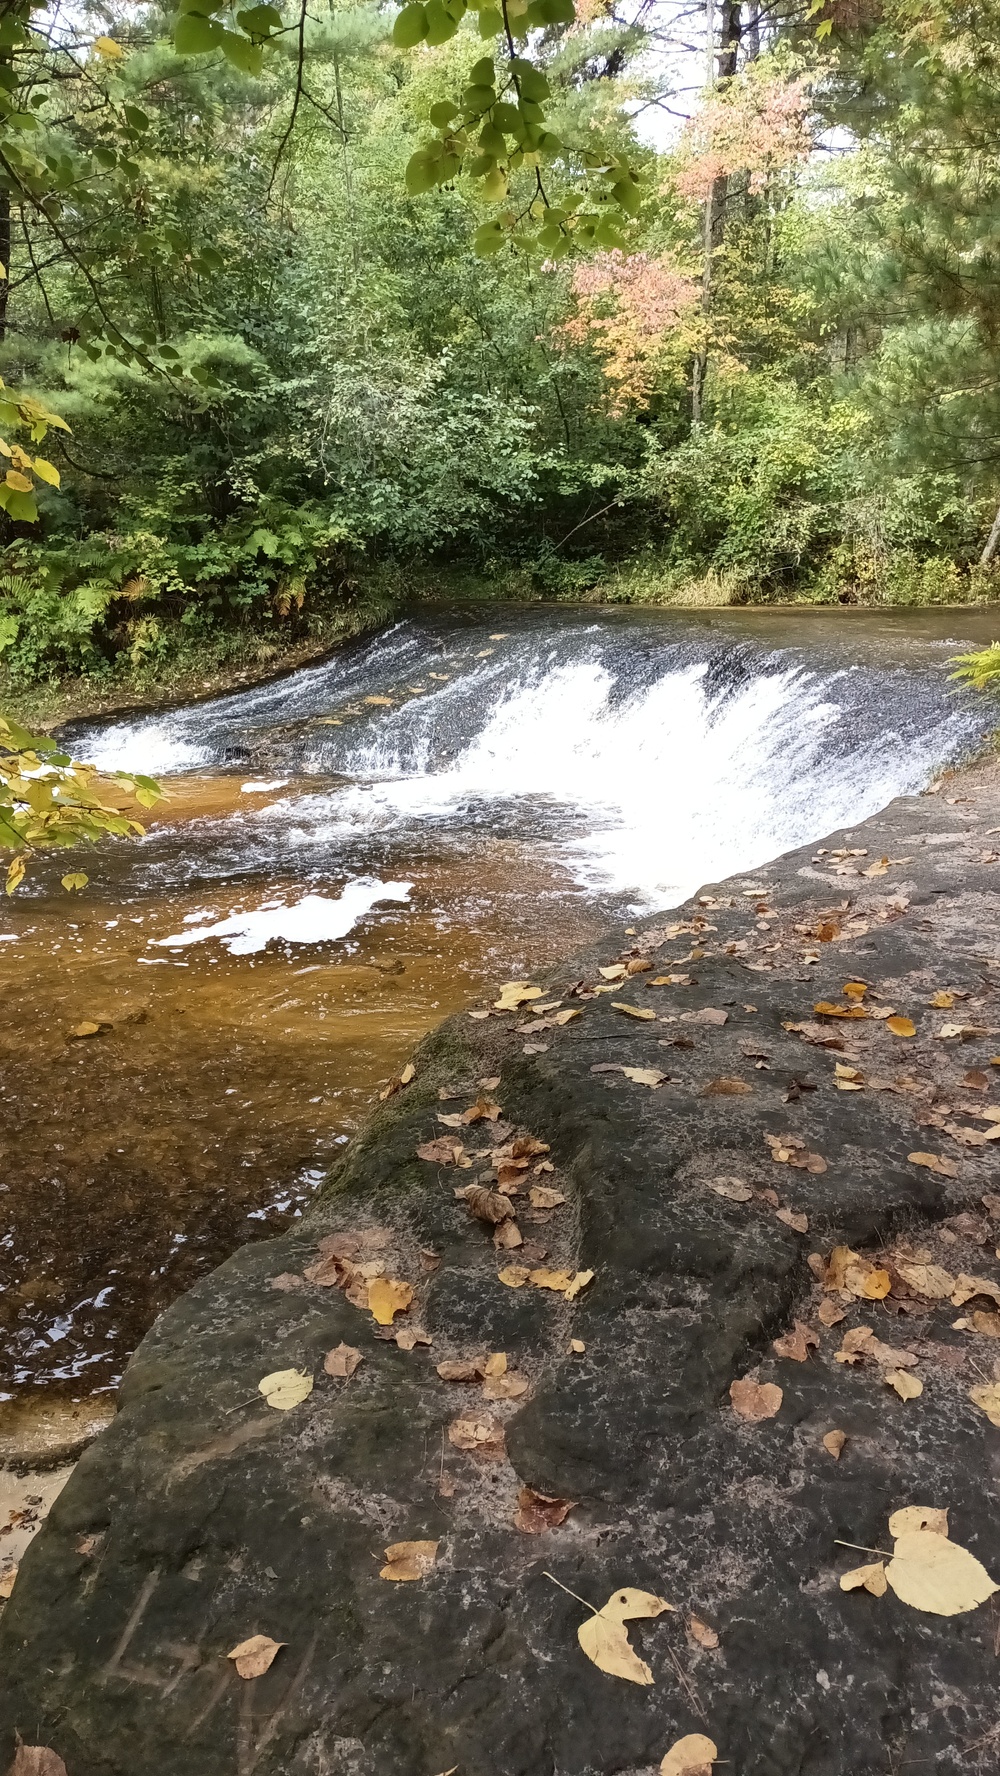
[{"x1": 4, "y1": 749, "x2": 1000, "y2": 1775}]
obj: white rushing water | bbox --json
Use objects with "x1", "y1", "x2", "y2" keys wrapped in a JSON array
[{"x1": 73, "y1": 611, "x2": 989, "y2": 922}]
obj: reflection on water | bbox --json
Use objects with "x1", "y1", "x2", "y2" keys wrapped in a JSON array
[{"x1": 1, "y1": 602, "x2": 996, "y2": 1408}]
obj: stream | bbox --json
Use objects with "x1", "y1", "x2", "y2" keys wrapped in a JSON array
[{"x1": 2, "y1": 601, "x2": 998, "y2": 1423}]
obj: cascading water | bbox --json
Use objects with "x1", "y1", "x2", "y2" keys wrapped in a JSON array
[{"x1": 2, "y1": 603, "x2": 995, "y2": 1396}]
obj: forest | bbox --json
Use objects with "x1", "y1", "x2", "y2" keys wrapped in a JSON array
[{"x1": 0, "y1": 0, "x2": 998, "y2": 692}]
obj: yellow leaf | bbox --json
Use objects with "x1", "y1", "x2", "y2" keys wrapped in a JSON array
[
  {"x1": 885, "y1": 1368, "x2": 923, "y2": 1400},
  {"x1": 227, "y1": 1634, "x2": 285, "y2": 1678},
  {"x1": 32, "y1": 457, "x2": 60, "y2": 488},
  {"x1": 969, "y1": 1382, "x2": 1000, "y2": 1427},
  {"x1": 840, "y1": 1562, "x2": 887, "y2": 1597},
  {"x1": 494, "y1": 981, "x2": 542, "y2": 1010},
  {"x1": 379, "y1": 1539, "x2": 439, "y2": 1581},
  {"x1": 257, "y1": 1368, "x2": 313, "y2": 1410},
  {"x1": 621, "y1": 1066, "x2": 667, "y2": 1087},
  {"x1": 886, "y1": 1016, "x2": 916, "y2": 1037},
  {"x1": 70, "y1": 1020, "x2": 102, "y2": 1039},
  {"x1": 498, "y1": 1264, "x2": 530, "y2": 1288},
  {"x1": 368, "y1": 1276, "x2": 413, "y2": 1324},
  {"x1": 842, "y1": 981, "x2": 867, "y2": 1000},
  {"x1": 93, "y1": 34, "x2": 125, "y2": 57},
  {"x1": 4, "y1": 471, "x2": 32, "y2": 493},
  {"x1": 660, "y1": 1734, "x2": 719, "y2": 1776},
  {"x1": 611, "y1": 1001, "x2": 656, "y2": 1020},
  {"x1": 886, "y1": 1526, "x2": 998, "y2": 1616},
  {"x1": 61, "y1": 872, "x2": 88, "y2": 892},
  {"x1": 888, "y1": 1506, "x2": 948, "y2": 1537},
  {"x1": 823, "y1": 1429, "x2": 846, "y2": 1459},
  {"x1": 5, "y1": 854, "x2": 26, "y2": 895},
  {"x1": 907, "y1": 1150, "x2": 957, "y2": 1177},
  {"x1": 576, "y1": 1586, "x2": 672, "y2": 1685}
]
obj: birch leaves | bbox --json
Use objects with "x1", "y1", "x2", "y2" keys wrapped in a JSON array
[
  {"x1": 840, "y1": 1507, "x2": 998, "y2": 1618},
  {"x1": 575, "y1": 1586, "x2": 674, "y2": 1686}
]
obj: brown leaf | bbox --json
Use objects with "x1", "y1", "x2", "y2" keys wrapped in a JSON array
[
  {"x1": 687, "y1": 1615, "x2": 720, "y2": 1649},
  {"x1": 730, "y1": 1378, "x2": 783, "y2": 1420},
  {"x1": 379, "y1": 1540, "x2": 439, "y2": 1582},
  {"x1": 302, "y1": 1254, "x2": 344, "y2": 1287},
  {"x1": 776, "y1": 1207, "x2": 809, "y2": 1234},
  {"x1": 227, "y1": 1634, "x2": 285, "y2": 1679},
  {"x1": 895, "y1": 1261, "x2": 956, "y2": 1300},
  {"x1": 394, "y1": 1326, "x2": 432, "y2": 1350},
  {"x1": 436, "y1": 1357, "x2": 485, "y2": 1381},
  {"x1": 324, "y1": 1343, "x2": 362, "y2": 1379},
  {"x1": 368, "y1": 1278, "x2": 413, "y2": 1325},
  {"x1": 461, "y1": 1096, "x2": 502, "y2": 1124},
  {"x1": 465, "y1": 1185, "x2": 514, "y2": 1225},
  {"x1": 823, "y1": 1429, "x2": 846, "y2": 1459},
  {"x1": 680, "y1": 1007, "x2": 728, "y2": 1025},
  {"x1": 270, "y1": 1272, "x2": 306, "y2": 1292},
  {"x1": 814, "y1": 1001, "x2": 867, "y2": 1020},
  {"x1": 951, "y1": 1272, "x2": 1000, "y2": 1308},
  {"x1": 417, "y1": 1136, "x2": 467, "y2": 1165},
  {"x1": 885, "y1": 1368, "x2": 923, "y2": 1399},
  {"x1": 969, "y1": 1382, "x2": 1000, "y2": 1426},
  {"x1": 493, "y1": 1220, "x2": 523, "y2": 1250},
  {"x1": 482, "y1": 1370, "x2": 529, "y2": 1400},
  {"x1": 709, "y1": 1176, "x2": 753, "y2": 1202},
  {"x1": 529, "y1": 1185, "x2": 566, "y2": 1209},
  {"x1": 702, "y1": 1076, "x2": 752, "y2": 1095},
  {"x1": 772, "y1": 1321, "x2": 818, "y2": 1361},
  {"x1": 817, "y1": 1297, "x2": 846, "y2": 1327},
  {"x1": 514, "y1": 1486, "x2": 576, "y2": 1532},
  {"x1": 6, "y1": 1750, "x2": 69, "y2": 1776},
  {"x1": 447, "y1": 1413, "x2": 506, "y2": 1458}
]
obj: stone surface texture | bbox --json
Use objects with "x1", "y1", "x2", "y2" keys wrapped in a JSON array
[{"x1": 3, "y1": 763, "x2": 1000, "y2": 1776}]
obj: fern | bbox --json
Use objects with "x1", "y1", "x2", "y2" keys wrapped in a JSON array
[{"x1": 949, "y1": 643, "x2": 1000, "y2": 692}]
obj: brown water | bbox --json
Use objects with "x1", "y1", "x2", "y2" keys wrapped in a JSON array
[{"x1": 2, "y1": 601, "x2": 998, "y2": 1416}]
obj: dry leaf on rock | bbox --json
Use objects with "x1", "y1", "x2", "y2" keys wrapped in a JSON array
[
  {"x1": 270, "y1": 1272, "x2": 306, "y2": 1292},
  {"x1": 380, "y1": 1540, "x2": 439, "y2": 1582},
  {"x1": 227, "y1": 1634, "x2": 285, "y2": 1678},
  {"x1": 7, "y1": 1748, "x2": 69, "y2": 1776},
  {"x1": 888, "y1": 1506, "x2": 948, "y2": 1537},
  {"x1": 599, "y1": 964, "x2": 627, "y2": 980},
  {"x1": 577, "y1": 1587, "x2": 673, "y2": 1686},
  {"x1": 687, "y1": 1615, "x2": 720, "y2": 1650},
  {"x1": 730, "y1": 1378, "x2": 782, "y2": 1420},
  {"x1": 324, "y1": 1344, "x2": 362, "y2": 1379},
  {"x1": 895, "y1": 1261, "x2": 955, "y2": 1299},
  {"x1": 0, "y1": 1565, "x2": 17, "y2": 1598},
  {"x1": 709, "y1": 1177, "x2": 753, "y2": 1201},
  {"x1": 951, "y1": 1272, "x2": 1000, "y2": 1308},
  {"x1": 461, "y1": 1096, "x2": 501, "y2": 1124},
  {"x1": 814, "y1": 1000, "x2": 867, "y2": 1020},
  {"x1": 823, "y1": 1429, "x2": 847, "y2": 1458},
  {"x1": 417, "y1": 1136, "x2": 467, "y2": 1165},
  {"x1": 514, "y1": 1486, "x2": 576, "y2": 1532},
  {"x1": 394, "y1": 1326, "x2": 432, "y2": 1350},
  {"x1": 840, "y1": 1562, "x2": 887, "y2": 1597},
  {"x1": 464, "y1": 1185, "x2": 514, "y2": 1225},
  {"x1": 257, "y1": 1369, "x2": 313, "y2": 1411},
  {"x1": 773, "y1": 1321, "x2": 818, "y2": 1361},
  {"x1": 621, "y1": 1066, "x2": 668, "y2": 1087},
  {"x1": 776, "y1": 1207, "x2": 809, "y2": 1234},
  {"x1": 931, "y1": 991, "x2": 956, "y2": 1008},
  {"x1": 368, "y1": 1278, "x2": 413, "y2": 1325},
  {"x1": 660, "y1": 1733, "x2": 718, "y2": 1776},
  {"x1": 969, "y1": 1382, "x2": 1000, "y2": 1426},
  {"x1": 569, "y1": 1337, "x2": 586, "y2": 1353},
  {"x1": 817, "y1": 1298, "x2": 846, "y2": 1327},
  {"x1": 887, "y1": 1017, "x2": 916, "y2": 1038},
  {"x1": 529, "y1": 1185, "x2": 566, "y2": 1209},
  {"x1": 886, "y1": 1523, "x2": 997, "y2": 1615},
  {"x1": 681, "y1": 1006, "x2": 728, "y2": 1025},
  {"x1": 611, "y1": 1001, "x2": 657, "y2": 1021},
  {"x1": 494, "y1": 1221, "x2": 522, "y2": 1250},
  {"x1": 703, "y1": 1077, "x2": 751, "y2": 1095},
  {"x1": 482, "y1": 1369, "x2": 529, "y2": 1400},
  {"x1": 448, "y1": 1413, "x2": 505, "y2": 1458},
  {"x1": 494, "y1": 982, "x2": 542, "y2": 1010},
  {"x1": 436, "y1": 1358, "x2": 484, "y2": 1382},
  {"x1": 70, "y1": 1021, "x2": 102, "y2": 1039},
  {"x1": 886, "y1": 1368, "x2": 923, "y2": 1399},
  {"x1": 498, "y1": 1265, "x2": 530, "y2": 1288}
]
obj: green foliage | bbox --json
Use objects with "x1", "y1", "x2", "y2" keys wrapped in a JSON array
[{"x1": 949, "y1": 644, "x2": 1000, "y2": 694}]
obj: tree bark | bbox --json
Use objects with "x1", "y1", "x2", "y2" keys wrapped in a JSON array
[{"x1": 980, "y1": 498, "x2": 1000, "y2": 566}]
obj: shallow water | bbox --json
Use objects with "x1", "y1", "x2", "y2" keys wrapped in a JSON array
[{"x1": 1, "y1": 601, "x2": 997, "y2": 1408}]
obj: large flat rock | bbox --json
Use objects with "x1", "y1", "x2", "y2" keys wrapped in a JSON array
[{"x1": 4, "y1": 763, "x2": 1000, "y2": 1775}]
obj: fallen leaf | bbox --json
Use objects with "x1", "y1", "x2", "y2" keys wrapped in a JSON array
[
  {"x1": 649, "y1": 973, "x2": 691, "y2": 986},
  {"x1": 494, "y1": 982, "x2": 542, "y2": 1011},
  {"x1": 464, "y1": 1184, "x2": 514, "y2": 1225},
  {"x1": 730, "y1": 1378, "x2": 782, "y2": 1420},
  {"x1": 447, "y1": 1413, "x2": 505, "y2": 1458},
  {"x1": 931, "y1": 991, "x2": 956, "y2": 1009},
  {"x1": 70, "y1": 1021, "x2": 102, "y2": 1039},
  {"x1": 902, "y1": 1150, "x2": 959, "y2": 1179},
  {"x1": 436, "y1": 1358, "x2": 484, "y2": 1381},
  {"x1": 257, "y1": 1369, "x2": 313, "y2": 1411},
  {"x1": 703, "y1": 1077, "x2": 752, "y2": 1095},
  {"x1": 461, "y1": 1096, "x2": 502, "y2": 1124},
  {"x1": 680, "y1": 1007, "x2": 728, "y2": 1025},
  {"x1": 270, "y1": 1272, "x2": 306, "y2": 1292},
  {"x1": 565, "y1": 1269, "x2": 594, "y2": 1299},
  {"x1": 417, "y1": 1136, "x2": 467, "y2": 1165},
  {"x1": 482, "y1": 1369, "x2": 529, "y2": 1400},
  {"x1": 364, "y1": 695, "x2": 394, "y2": 706},
  {"x1": 621, "y1": 1066, "x2": 668, "y2": 1087},
  {"x1": 895, "y1": 1261, "x2": 955, "y2": 1299},
  {"x1": 611, "y1": 1001, "x2": 657, "y2": 1021},
  {"x1": 6, "y1": 1748, "x2": 69, "y2": 1776},
  {"x1": 888, "y1": 1506, "x2": 949, "y2": 1537},
  {"x1": 886, "y1": 1016, "x2": 916, "y2": 1038},
  {"x1": 0, "y1": 1565, "x2": 16, "y2": 1598},
  {"x1": 971, "y1": 1309, "x2": 1000, "y2": 1336},
  {"x1": 709, "y1": 1177, "x2": 753, "y2": 1202},
  {"x1": 886, "y1": 1369, "x2": 923, "y2": 1399},
  {"x1": 514, "y1": 1486, "x2": 576, "y2": 1532},
  {"x1": 687, "y1": 1615, "x2": 720, "y2": 1650},
  {"x1": 814, "y1": 1001, "x2": 867, "y2": 1020},
  {"x1": 324, "y1": 1343, "x2": 362, "y2": 1379},
  {"x1": 776, "y1": 1207, "x2": 809, "y2": 1234},
  {"x1": 823, "y1": 1429, "x2": 846, "y2": 1458},
  {"x1": 969, "y1": 1382, "x2": 1000, "y2": 1427},
  {"x1": 493, "y1": 1221, "x2": 522, "y2": 1250},
  {"x1": 660, "y1": 1734, "x2": 719, "y2": 1776},
  {"x1": 227, "y1": 1634, "x2": 285, "y2": 1678},
  {"x1": 951, "y1": 1272, "x2": 1000, "y2": 1308},
  {"x1": 368, "y1": 1278, "x2": 413, "y2": 1325},
  {"x1": 569, "y1": 1338, "x2": 586, "y2": 1352},
  {"x1": 380, "y1": 1540, "x2": 439, "y2": 1582},
  {"x1": 886, "y1": 1523, "x2": 998, "y2": 1615},
  {"x1": 498, "y1": 1265, "x2": 530, "y2": 1288},
  {"x1": 577, "y1": 1587, "x2": 672, "y2": 1686},
  {"x1": 529, "y1": 1185, "x2": 566, "y2": 1208},
  {"x1": 773, "y1": 1321, "x2": 818, "y2": 1361},
  {"x1": 840, "y1": 1562, "x2": 887, "y2": 1597},
  {"x1": 394, "y1": 1325, "x2": 433, "y2": 1349},
  {"x1": 599, "y1": 964, "x2": 627, "y2": 980},
  {"x1": 818, "y1": 1298, "x2": 846, "y2": 1326}
]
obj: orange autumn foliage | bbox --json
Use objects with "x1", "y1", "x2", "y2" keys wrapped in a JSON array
[{"x1": 553, "y1": 251, "x2": 699, "y2": 412}]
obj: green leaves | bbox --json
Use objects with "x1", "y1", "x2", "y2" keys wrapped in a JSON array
[
  {"x1": 174, "y1": 11, "x2": 223, "y2": 54},
  {"x1": 393, "y1": 3, "x2": 430, "y2": 46}
]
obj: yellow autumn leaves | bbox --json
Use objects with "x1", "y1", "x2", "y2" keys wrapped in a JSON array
[{"x1": 841, "y1": 1507, "x2": 997, "y2": 1617}]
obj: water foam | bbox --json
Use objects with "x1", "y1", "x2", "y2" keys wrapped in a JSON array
[{"x1": 153, "y1": 879, "x2": 413, "y2": 955}]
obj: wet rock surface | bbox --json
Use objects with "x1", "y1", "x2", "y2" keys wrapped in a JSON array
[{"x1": 4, "y1": 763, "x2": 1000, "y2": 1775}]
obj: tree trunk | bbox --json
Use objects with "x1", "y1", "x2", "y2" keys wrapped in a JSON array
[
  {"x1": 980, "y1": 498, "x2": 1000, "y2": 566},
  {"x1": 693, "y1": 2, "x2": 742, "y2": 423}
]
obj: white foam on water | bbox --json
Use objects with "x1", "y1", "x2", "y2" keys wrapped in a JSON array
[
  {"x1": 152, "y1": 878, "x2": 413, "y2": 956},
  {"x1": 81, "y1": 716, "x2": 210, "y2": 777},
  {"x1": 241, "y1": 780, "x2": 289, "y2": 793}
]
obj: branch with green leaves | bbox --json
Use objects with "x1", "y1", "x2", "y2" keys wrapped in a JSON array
[{"x1": 0, "y1": 716, "x2": 162, "y2": 895}]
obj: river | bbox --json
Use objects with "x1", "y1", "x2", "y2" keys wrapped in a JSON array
[{"x1": 1, "y1": 601, "x2": 997, "y2": 1428}]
